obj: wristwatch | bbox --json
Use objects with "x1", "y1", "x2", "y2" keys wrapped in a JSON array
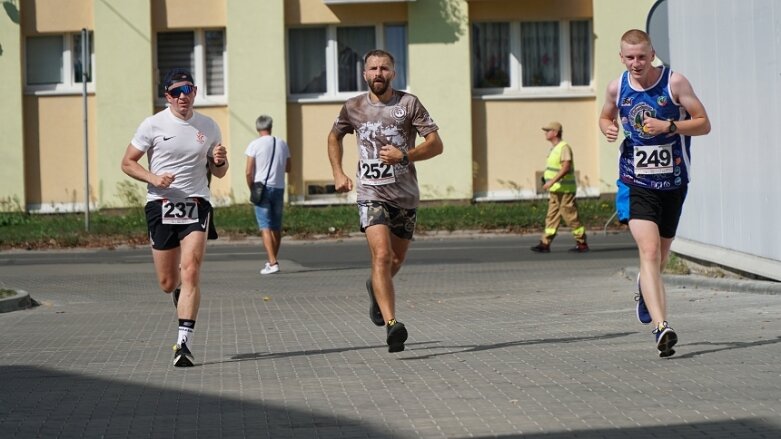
[
  {"x1": 400, "y1": 151, "x2": 409, "y2": 166},
  {"x1": 667, "y1": 119, "x2": 677, "y2": 134}
]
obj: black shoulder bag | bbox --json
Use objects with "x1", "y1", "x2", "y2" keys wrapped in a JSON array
[{"x1": 249, "y1": 137, "x2": 276, "y2": 205}]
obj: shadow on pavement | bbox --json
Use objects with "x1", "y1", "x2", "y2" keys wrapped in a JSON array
[
  {"x1": 0, "y1": 365, "x2": 401, "y2": 439},
  {"x1": 672, "y1": 336, "x2": 781, "y2": 360},
  {"x1": 217, "y1": 341, "x2": 440, "y2": 365},
  {"x1": 464, "y1": 418, "x2": 781, "y2": 438},
  {"x1": 400, "y1": 332, "x2": 634, "y2": 360}
]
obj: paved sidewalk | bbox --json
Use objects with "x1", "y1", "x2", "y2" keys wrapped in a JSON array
[{"x1": 1, "y1": 237, "x2": 780, "y2": 438}]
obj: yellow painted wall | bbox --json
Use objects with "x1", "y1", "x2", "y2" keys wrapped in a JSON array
[
  {"x1": 196, "y1": 107, "x2": 232, "y2": 203},
  {"x1": 593, "y1": 0, "x2": 656, "y2": 193},
  {"x1": 472, "y1": 99, "x2": 597, "y2": 198},
  {"x1": 19, "y1": 0, "x2": 94, "y2": 210},
  {"x1": 22, "y1": 95, "x2": 97, "y2": 207},
  {"x1": 152, "y1": 0, "x2": 226, "y2": 30},
  {"x1": 3, "y1": 0, "x2": 662, "y2": 212},
  {"x1": 283, "y1": 0, "x2": 409, "y2": 202},
  {"x1": 285, "y1": 0, "x2": 406, "y2": 25},
  {"x1": 469, "y1": 0, "x2": 591, "y2": 20},
  {"x1": 408, "y1": 0, "x2": 472, "y2": 200},
  {"x1": 21, "y1": 0, "x2": 92, "y2": 34},
  {"x1": 95, "y1": 0, "x2": 153, "y2": 207},
  {"x1": 1, "y1": 0, "x2": 25, "y2": 208},
  {"x1": 287, "y1": 103, "x2": 354, "y2": 201},
  {"x1": 227, "y1": 0, "x2": 287, "y2": 205}
]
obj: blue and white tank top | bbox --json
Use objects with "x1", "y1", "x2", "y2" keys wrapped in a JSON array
[{"x1": 617, "y1": 66, "x2": 691, "y2": 190}]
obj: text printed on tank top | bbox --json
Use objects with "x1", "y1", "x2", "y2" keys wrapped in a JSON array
[{"x1": 633, "y1": 144, "x2": 673, "y2": 175}]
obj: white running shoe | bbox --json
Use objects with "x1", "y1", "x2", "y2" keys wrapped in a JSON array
[{"x1": 260, "y1": 262, "x2": 280, "y2": 275}]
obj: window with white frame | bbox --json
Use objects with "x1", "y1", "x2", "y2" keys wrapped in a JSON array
[
  {"x1": 25, "y1": 32, "x2": 94, "y2": 93},
  {"x1": 471, "y1": 20, "x2": 592, "y2": 94},
  {"x1": 288, "y1": 24, "x2": 408, "y2": 98},
  {"x1": 157, "y1": 29, "x2": 226, "y2": 104}
]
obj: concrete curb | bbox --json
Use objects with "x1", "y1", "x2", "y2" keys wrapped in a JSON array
[
  {"x1": 622, "y1": 267, "x2": 781, "y2": 295},
  {"x1": 0, "y1": 289, "x2": 33, "y2": 313}
]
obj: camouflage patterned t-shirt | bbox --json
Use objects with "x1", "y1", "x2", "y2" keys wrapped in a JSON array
[{"x1": 332, "y1": 90, "x2": 439, "y2": 209}]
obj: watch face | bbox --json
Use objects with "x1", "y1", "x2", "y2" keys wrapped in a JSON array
[{"x1": 669, "y1": 121, "x2": 677, "y2": 133}]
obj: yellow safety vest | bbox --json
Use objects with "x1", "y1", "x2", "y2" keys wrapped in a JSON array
[{"x1": 543, "y1": 141, "x2": 576, "y2": 193}]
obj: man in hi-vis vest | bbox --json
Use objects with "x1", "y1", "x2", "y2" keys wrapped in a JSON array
[{"x1": 531, "y1": 122, "x2": 589, "y2": 253}]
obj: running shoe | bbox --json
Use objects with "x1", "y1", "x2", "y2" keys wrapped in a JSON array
[
  {"x1": 172, "y1": 287, "x2": 180, "y2": 308},
  {"x1": 260, "y1": 262, "x2": 280, "y2": 275},
  {"x1": 530, "y1": 242, "x2": 551, "y2": 253},
  {"x1": 568, "y1": 242, "x2": 590, "y2": 253},
  {"x1": 635, "y1": 274, "x2": 652, "y2": 325},
  {"x1": 173, "y1": 342, "x2": 194, "y2": 367},
  {"x1": 365, "y1": 278, "x2": 385, "y2": 326},
  {"x1": 653, "y1": 321, "x2": 678, "y2": 358},
  {"x1": 386, "y1": 319, "x2": 408, "y2": 353}
]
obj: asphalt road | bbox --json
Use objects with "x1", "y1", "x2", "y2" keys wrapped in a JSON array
[{"x1": 0, "y1": 231, "x2": 638, "y2": 269}]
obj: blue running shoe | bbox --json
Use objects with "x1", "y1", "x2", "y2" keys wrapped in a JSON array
[
  {"x1": 653, "y1": 321, "x2": 678, "y2": 358},
  {"x1": 635, "y1": 274, "x2": 652, "y2": 325}
]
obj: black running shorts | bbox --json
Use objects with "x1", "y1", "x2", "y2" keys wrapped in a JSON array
[
  {"x1": 144, "y1": 198, "x2": 218, "y2": 250},
  {"x1": 629, "y1": 185, "x2": 688, "y2": 239}
]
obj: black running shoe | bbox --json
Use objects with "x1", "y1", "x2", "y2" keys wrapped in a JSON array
[
  {"x1": 366, "y1": 278, "x2": 384, "y2": 326},
  {"x1": 530, "y1": 242, "x2": 551, "y2": 253},
  {"x1": 568, "y1": 242, "x2": 590, "y2": 253},
  {"x1": 386, "y1": 320, "x2": 408, "y2": 353},
  {"x1": 173, "y1": 342, "x2": 194, "y2": 367},
  {"x1": 172, "y1": 287, "x2": 181, "y2": 308}
]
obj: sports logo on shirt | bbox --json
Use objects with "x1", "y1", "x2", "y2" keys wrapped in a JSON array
[
  {"x1": 391, "y1": 105, "x2": 407, "y2": 121},
  {"x1": 657, "y1": 96, "x2": 668, "y2": 107},
  {"x1": 196, "y1": 131, "x2": 205, "y2": 144},
  {"x1": 629, "y1": 103, "x2": 656, "y2": 139},
  {"x1": 621, "y1": 97, "x2": 634, "y2": 107}
]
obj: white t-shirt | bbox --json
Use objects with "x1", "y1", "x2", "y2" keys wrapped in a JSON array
[
  {"x1": 244, "y1": 135, "x2": 291, "y2": 188},
  {"x1": 131, "y1": 108, "x2": 222, "y2": 202}
]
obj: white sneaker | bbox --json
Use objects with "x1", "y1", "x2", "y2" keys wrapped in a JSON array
[{"x1": 260, "y1": 262, "x2": 280, "y2": 275}]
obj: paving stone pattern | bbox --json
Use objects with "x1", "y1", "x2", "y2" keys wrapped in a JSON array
[{"x1": 0, "y1": 242, "x2": 780, "y2": 438}]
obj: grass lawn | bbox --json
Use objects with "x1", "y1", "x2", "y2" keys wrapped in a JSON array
[{"x1": 0, "y1": 199, "x2": 624, "y2": 250}]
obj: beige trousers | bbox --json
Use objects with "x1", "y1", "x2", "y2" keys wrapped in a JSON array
[{"x1": 541, "y1": 192, "x2": 586, "y2": 245}]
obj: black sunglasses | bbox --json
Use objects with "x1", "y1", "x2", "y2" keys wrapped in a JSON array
[{"x1": 167, "y1": 84, "x2": 194, "y2": 98}]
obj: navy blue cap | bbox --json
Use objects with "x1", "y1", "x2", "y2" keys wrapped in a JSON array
[{"x1": 163, "y1": 68, "x2": 194, "y2": 90}]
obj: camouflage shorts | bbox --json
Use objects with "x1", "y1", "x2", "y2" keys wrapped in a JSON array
[{"x1": 358, "y1": 201, "x2": 417, "y2": 240}]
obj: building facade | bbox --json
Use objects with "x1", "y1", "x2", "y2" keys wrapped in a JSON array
[{"x1": 1, "y1": 0, "x2": 654, "y2": 212}]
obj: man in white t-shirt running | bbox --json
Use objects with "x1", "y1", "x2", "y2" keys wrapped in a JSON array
[{"x1": 121, "y1": 68, "x2": 229, "y2": 367}]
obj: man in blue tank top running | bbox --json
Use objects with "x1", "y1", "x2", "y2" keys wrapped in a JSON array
[{"x1": 599, "y1": 29, "x2": 711, "y2": 358}]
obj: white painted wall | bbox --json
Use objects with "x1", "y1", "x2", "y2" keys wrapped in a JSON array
[{"x1": 668, "y1": 0, "x2": 781, "y2": 280}]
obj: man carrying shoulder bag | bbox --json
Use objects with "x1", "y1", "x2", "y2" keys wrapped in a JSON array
[{"x1": 245, "y1": 115, "x2": 292, "y2": 275}]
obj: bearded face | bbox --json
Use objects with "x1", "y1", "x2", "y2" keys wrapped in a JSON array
[{"x1": 363, "y1": 55, "x2": 395, "y2": 97}]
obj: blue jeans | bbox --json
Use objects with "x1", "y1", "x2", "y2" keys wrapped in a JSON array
[{"x1": 253, "y1": 187, "x2": 284, "y2": 230}]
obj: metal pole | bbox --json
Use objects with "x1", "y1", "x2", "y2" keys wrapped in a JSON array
[{"x1": 82, "y1": 28, "x2": 90, "y2": 231}]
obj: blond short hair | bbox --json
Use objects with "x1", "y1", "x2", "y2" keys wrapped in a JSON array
[{"x1": 621, "y1": 29, "x2": 653, "y2": 48}]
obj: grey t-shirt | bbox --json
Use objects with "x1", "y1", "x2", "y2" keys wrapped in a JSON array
[{"x1": 332, "y1": 90, "x2": 439, "y2": 209}]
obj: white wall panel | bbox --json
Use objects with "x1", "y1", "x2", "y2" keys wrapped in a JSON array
[{"x1": 668, "y1": 0, "x2": 781, "y2": 279}]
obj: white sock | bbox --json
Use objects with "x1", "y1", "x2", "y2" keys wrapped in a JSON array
[{"x1": 177, "y1": 319, "x2": 195, "y2": 346}]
